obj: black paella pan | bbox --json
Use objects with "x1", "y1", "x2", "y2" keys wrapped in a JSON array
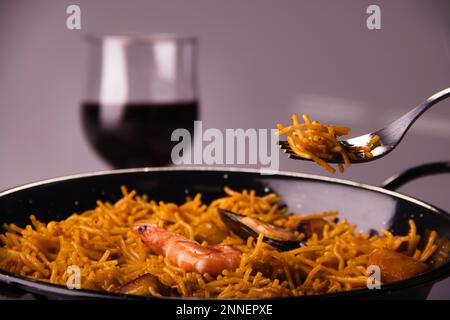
[{"x1": 0, "y1": 163, "x2": 449, "y2": 299}]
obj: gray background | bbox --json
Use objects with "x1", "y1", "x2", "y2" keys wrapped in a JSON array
[{"x1": 0, "y1": 0, "x2": 449, "y2": 299}]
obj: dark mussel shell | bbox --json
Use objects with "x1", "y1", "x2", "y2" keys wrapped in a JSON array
[{"x1": 218, "y1": 208, "x2": 303, "y2": 251}]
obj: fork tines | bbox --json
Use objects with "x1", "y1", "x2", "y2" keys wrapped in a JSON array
[{"x1": 278, "y1": 141, "x2": 302, "y2": 159}]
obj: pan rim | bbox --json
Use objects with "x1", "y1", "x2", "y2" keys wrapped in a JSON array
[{"x1": 0, "y1": 166, "x2": 443, "y2": 213}]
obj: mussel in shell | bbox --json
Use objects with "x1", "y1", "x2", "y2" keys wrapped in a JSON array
[{"x1": 218, "y1": 208, "x2": 303, "y2": 251}]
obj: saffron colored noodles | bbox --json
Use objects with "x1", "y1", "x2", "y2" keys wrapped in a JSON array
[{"x1": 0, "y1": 187, "x2": 443, "y2": 298}]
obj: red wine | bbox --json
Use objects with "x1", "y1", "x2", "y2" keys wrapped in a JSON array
[{"x1": 81, "y1": 101, "x2": 198, "y2": 168}]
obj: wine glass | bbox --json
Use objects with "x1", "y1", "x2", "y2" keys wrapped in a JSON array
[{"x1": 81, "y1": 34, "x2": 199, "y2": 168}]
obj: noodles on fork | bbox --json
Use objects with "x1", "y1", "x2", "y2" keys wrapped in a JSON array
[{"x1": 276, "y1": 114, "x2": 381, "y2": 174}]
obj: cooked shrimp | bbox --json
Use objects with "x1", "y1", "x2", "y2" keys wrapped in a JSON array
[{"x1": 133, "y1": 224, "x2": 241, "y2": 276}]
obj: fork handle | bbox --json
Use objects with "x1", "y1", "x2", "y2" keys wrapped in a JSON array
[
  {"x1": 382, "y1": 162, "x2": 450, "y2": 191},
  {"x1": 396, "y1": 88, "x2": 450, "y2": 131}
]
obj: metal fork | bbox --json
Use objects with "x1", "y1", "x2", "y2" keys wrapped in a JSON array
[{"x1": 279, "y1": 87, "x2": 450, "y2": 163}]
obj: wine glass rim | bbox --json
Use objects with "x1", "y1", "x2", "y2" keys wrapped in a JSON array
[{"x1": 85, "y1": 33, "x2": 197, "y2": 44}]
